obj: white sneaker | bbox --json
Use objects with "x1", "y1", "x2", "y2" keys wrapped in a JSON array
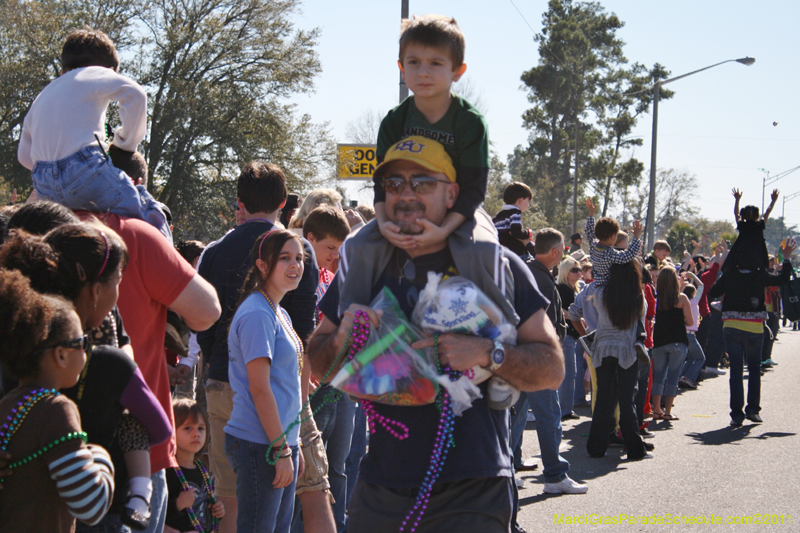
[
  {"x1": 515, "y1": 477, "x2": 525, "y2": 489},
  {"x1": 526, "y1": 411, "x2": 536, "y2": 422},
  {"x1": 543, "y1": 476, "x2": 588, "y2": 494}
]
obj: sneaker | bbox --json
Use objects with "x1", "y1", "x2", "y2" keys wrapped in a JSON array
[
  {"x1": 681, "y1": 377, "x2": 698, "y2": 390},
  {"x1": 543, "y1": 476, "x2": 588, "y2": 494},
  {"x1": 730, "y1": 419, "x2": 744, "y2": 427},
  {"x1": 515, "y1": 477, "x2": 525, "y2": 489},
  {"x1": 704, "y1": 367, "x2": 726, "y2": 377},
  {"x1": 561, "y1": 412, "x2": 580, "y2": 421},
  {"x1": 678, "y1": 376, "x2": 691, "y2": 389},
  {"x1": 640, "y1": 428, "x2": 655, "y2": 439},
  {"x1": 527, "y1": 411, "x2": 536, "y2": 422},
  {"x1": 746, "y1": 413, "x2": 763, "y2": 423},
  {"x1": 579, "y1": 332, "x2": 595, "y2": 357},
  {"x1": 635, "y1": 342, "x2": 650, "y2": 365}
]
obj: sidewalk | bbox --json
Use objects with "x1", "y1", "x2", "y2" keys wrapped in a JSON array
[{"x1": 517, "y1": 328, "x2": 800, "y2": 532}]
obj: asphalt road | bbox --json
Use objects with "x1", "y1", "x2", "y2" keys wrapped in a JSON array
[{"x1": 517, "y1": 326, "x2": 800, "y2": 532}]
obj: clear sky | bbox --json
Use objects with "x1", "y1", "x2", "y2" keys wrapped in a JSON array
[{"x1": 290, "y1": 0, "x2": 800, "y2": 231}]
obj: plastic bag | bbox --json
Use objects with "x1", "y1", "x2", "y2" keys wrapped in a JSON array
[
  {"x1": 329, "y1": 288, "x2": 440, "y2": 406},
  {"x1": 413, "y1": 273, "x2": 518, "y2": 414}
]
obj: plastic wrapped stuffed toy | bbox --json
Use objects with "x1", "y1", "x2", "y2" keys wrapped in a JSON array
[
  {"x1": 413, "y1": 273, "x2": 520, "y2": 414},
  {"x1": 330, "y1": 288, "x2": 440, "y2": 406}
]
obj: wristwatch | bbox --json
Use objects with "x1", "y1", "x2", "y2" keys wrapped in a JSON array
[{"x1": 485, "y1": 339, "x2": 505, "y2": 372}]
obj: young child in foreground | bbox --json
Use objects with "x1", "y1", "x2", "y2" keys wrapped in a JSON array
[
  {"x1": 17, "y1": 28, "x2": 171, "y2": 241},
  {"x1": 165, "y1": 398, "x2": 224, "y2": 533},
  {"x1": 721, "y1": 188, "x2": 779, "y2": 273},
  {"x1": 584, "y1": 198, "x2": 649, "y2": 363},
  {"x1": 374, "y1": 14, "x2": 494, "y2": 250},
  {"x1": 493, "y1": 181, "x2": 534, "y2": 257}
]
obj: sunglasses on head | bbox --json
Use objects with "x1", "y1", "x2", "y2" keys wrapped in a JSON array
[{"x1": 381, "y1": 176, "x2": 451, "y2": 195}]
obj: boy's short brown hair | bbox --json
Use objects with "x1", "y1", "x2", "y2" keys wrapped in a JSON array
[
  {"x1": 399, "y1": 15, "x2": 465, "y2": 68},
  {"x1": 109, "y1": 146, "x2": 148, "y2": 184},
  {"x1": 61, "y1": 28, "x2": 120, "y2": 72},
  {"x1": 594, "y1": 217, "x2": 620, "y2": 242},
  {"x1": 502, "y1": 182, "x2": 532, "y2": 205},
  {"x1": 237, "y1": 161, "x2": 288, "y2": 215},
  {"x1": 653, "y1": 240, "x2": 671, "y2": 252},
  {"x1": 303, "y1": 206, "x2": 349, "y2": 243}
]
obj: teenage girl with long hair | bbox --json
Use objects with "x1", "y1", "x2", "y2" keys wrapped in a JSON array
[{"x1": 224, "y1": 230, "x2": 305, "y2": 533}]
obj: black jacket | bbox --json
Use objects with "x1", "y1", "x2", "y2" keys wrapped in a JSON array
[
  {"x1": 708, "y1": 260, "x2": 792, "y2": 319},
  {"x1": 527, "y1": 257, "x2": 566, "y2": 340}
]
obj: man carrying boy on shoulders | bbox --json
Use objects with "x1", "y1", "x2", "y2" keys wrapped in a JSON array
[{"x1": 308, "y1": 137, "x2": 564, "y2": 533}]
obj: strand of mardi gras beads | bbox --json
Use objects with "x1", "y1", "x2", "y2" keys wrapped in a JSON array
[
  {"x1": 259, "y1": 289, "x2": 304, "y2": 376},
  {"x1": 266, "y1": 310, "x2": 369, "y2": 465},
  {"x1": 399, "y1": 339, "x2": 457, "y2": 533},
  {"x1": 173, "y1": 459, "x2": 220, "y2": 532}
]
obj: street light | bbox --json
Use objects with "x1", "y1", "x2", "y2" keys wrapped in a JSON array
[{"x1": 645, "y1": 57, "x2": 755, "y2": 250}]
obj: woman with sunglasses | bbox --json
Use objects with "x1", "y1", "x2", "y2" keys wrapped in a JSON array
[
  {"x1": 0, "y1": 269, "x2": 116, "y2": 531},
  {"x1": 0, "y1": 222, "x2": 171, "y2": 531},
  {"x1": 556, "y1": 256, "x2": 583, "y2": 420}
]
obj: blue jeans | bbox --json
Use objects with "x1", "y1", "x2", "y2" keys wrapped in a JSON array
[
  {"x1": 509, "y1": 392, "x2": 529, "y2": 469},
  {"x1": 723, "y1": 327, "x2": 764, "y2": 423},
  {"x1": 225, "y1": 434, "x2": 298, "y2": 533},
  {"x1": 682, "y1": 333, "x2": 706, "y2": 382},
  {"x1": 651, "y1": 343, "x2": 688, "y2": 397},
  {"x1": 344, "y1": 402, "x2": 367, "y2": 506},
  {"x1": 558, "y1": 336, "x2": 577, "y2": 416},
  {"x1": 311, "y1": 388, "x2": 356, "y2": 533},
  {"x1": 526, "y1": 389, "x2": 569, "y2": 483},
  {"x1": 32, "y1": 145, "x2": 172, "y2": 242}
]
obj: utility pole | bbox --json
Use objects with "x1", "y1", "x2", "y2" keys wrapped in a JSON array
[
  {"x1": 399, "y1": 0, "x2": 409, "y2": 103},
  {"x1": 571, "y1": 120, "x2": 579, "y2": 235}
]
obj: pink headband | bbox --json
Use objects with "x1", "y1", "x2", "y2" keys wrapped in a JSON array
[
  {"x1": 97, "y1": 231, "x2": 110, "y2": 277},
  {"x1": 258, "y1": 229, "x2": 280, "y2": 259}
]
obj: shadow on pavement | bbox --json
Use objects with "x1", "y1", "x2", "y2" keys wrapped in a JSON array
[{"x1": 687, "y1": 425, "x2": 796, "y2": 445}]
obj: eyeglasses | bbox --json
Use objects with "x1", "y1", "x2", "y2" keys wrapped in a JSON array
[
  {"x1": 33, "y1": 335, "x2": 91, "y2": 355},
  {"x1": 381, "y1": 176, "x2": 451, "y2": 195},
  {"x1": 569, "y1": 267, "x2": 582, "y2": 274}
]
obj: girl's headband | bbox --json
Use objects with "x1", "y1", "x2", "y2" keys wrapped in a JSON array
[
  {"x1": 97, "y1": 231, "x2": 110, "y2": 277},
  {"x1": 258, "y1": 229, "x2": 280, "y2": 259}
]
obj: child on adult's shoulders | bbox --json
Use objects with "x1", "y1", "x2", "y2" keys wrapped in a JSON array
[
  {"x1": 493, "y1": 182, "x2": 534, "y2": 257},
  {"x1": 374, "y1": 14, "x2": 492, "y2": 252},
  {"x1": 721, "y1": 188, "x2": 778, "y2": 274}
]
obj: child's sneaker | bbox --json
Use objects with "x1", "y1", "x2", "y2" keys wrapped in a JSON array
[{"x1": 487, "y1": 376, "x2": 520, "y2": 410}]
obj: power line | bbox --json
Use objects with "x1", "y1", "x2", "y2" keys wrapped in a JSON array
[{"x1": 507, "y1": 0, "x2": 536, "y2": 35}]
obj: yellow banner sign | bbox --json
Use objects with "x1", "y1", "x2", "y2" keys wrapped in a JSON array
[{"x1": 338, "y1": 144, "x2": 377, "y2": 179}]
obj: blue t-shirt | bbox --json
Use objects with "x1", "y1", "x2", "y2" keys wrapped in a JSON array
[
  {"x1": 318, "y1": 246, "x2": 547, "y2": 488},
  {"x1": 225, "y1": 292, "x2": 301, "y2": 446}
]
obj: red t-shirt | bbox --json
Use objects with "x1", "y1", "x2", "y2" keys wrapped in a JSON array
[
  {"x1": 81, "y1": 213, "x2": 196, "y2": 473},
  {"x1": 698, "y1": 262, "x2": 720, "y2": 317},
  {"x1": 644, "y1": 283, "x2": 656, "y2": 349}
]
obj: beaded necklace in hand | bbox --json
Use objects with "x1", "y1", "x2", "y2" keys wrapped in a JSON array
[
  {"x1": 266, "y1": 310, "x2": 371, "y2": 465},
  {"x1": 173, "y1": 460, "x2": 219, "y2": 533},
  {"x1": 258, "y1": 288, "x2": 303, "y2": 376},
  {"x1": 0, "y1": 388, "x2": 88, "y2": 483}
]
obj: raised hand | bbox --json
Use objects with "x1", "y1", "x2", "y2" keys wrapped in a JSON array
[
  {"x1": 732, "y1": 188, "x2": 742, "y2": 200},
  {"x1": 584, "y1": 198, "x2": 596, "y2": 216}
]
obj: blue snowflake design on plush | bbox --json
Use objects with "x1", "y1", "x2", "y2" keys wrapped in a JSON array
[{"x1": 448, "y1": 298, "x2": 468, "y2": 315}]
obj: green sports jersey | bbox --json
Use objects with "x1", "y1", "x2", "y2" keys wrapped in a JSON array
[{"x1": 375, "y1": 94, "x2": 490, "y2": 217}]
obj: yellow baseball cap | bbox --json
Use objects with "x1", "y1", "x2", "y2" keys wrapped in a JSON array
[{"x1": 373, "y1": 136, "x2": 456, "y2": 183}]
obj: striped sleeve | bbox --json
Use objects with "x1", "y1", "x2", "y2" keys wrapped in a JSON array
[{"x1": 49, "y1": 444, "x2": 115, "y2": 525}]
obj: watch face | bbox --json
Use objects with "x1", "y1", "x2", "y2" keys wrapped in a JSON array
[{"x1": 492, "y1": 349, "x2": 505, "y2": 365}]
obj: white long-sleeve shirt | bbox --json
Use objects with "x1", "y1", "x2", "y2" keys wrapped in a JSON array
[{"x1": 18, "y1": 66, "x2": 147, "y2": 169}]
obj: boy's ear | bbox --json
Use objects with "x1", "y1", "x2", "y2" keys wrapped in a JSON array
[
  {"x1": 453, "y1": 63, "x2": 467, "y2": 81},
  {"x1": 279, "y1": 199, "x2": 287, "y2": 209},
  {"x1": 306, "y1": 232, "x2": 317, "y2": 244},
  {"x1": 398, "y1": 60, "x2": 405, "y2": 76}
]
